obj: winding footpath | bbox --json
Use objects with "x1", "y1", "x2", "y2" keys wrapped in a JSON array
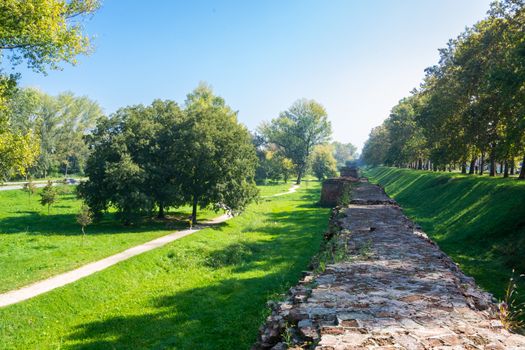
[
  {"x1": 0, "y1": 184, "x2": 299, "y2": 308},
  {"x1": 256, "y1": 180, "x2": 525, "y2": 349}
]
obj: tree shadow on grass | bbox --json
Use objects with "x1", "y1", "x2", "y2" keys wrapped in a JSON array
[
  {"x1": 0, "y1": 212, "x2": 177, "y2": 236},
  {"x1": 64, "y1": 205, "x2": 329, "y2": 349},
  {"x1": 66, "y1": 275, "x2": 285, "y2": 350}
]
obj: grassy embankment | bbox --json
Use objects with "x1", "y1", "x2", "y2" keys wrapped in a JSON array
[
  {"x1": 0, "y1": 181, "x2": 329, "y2": 349},
  {"x1": 365, "y1": 167, "x2": 525, "y2": 298}
]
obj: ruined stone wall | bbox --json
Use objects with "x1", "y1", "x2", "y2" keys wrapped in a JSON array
[
  {"x1": 319, "y1": 178, "x2": 358, "y2": 207},
  {"x1": 339, "y1": 167, "x2": 359, "y2": 179},
  {"x1": 253, "y1": 180, "x2": 525, "y2": 349}
]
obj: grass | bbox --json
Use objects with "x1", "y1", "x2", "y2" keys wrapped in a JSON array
[
  {"x1": 0, "y1": 182, "x2": 329, "y2": 349},
  {"x1": 257, "y1": 182, "x2": 293, "y2": 197},
  {"x1": 365, "y1": 166, "x2": 525, "y2": 299},
  {"x1": 0, "y1": 186, "x2": 219, "y2": 293}
]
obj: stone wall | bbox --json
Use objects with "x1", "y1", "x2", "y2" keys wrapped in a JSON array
[
  {"x1": 319, "y1": 178, "x2": 358, "y2": 207},
  {"x1": 339, "y1": 166, "x2": 359, "y2": 178},
  {"x1": 253, "y1": 181, "x2": 525, "y2": 349}
]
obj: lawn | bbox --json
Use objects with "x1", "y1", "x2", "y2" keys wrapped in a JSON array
[
  {"x1": 365, "y1": 166, "x2": 525, "y2": 299},
  {"x1": 0, "y1": 182, "x2": 329, "y2": 349},
  {"x1": 0, "y1": 186, "x2": 219, "y2": 293},
  {"x1": 257, "y1": 182, "x2": 292, "y2": 197}
]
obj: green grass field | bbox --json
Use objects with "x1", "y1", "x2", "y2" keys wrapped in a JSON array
[
  {"x1": 365, "y1": 167, "x2": 525, "y2": 299},
  {"x1": 0, "y1": 182, "x2": 329, "y2": 349},
  {"x1": 0, "y1": 186, "x2": 219, "y2": 293}
]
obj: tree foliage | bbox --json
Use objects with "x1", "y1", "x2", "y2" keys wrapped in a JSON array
[
  {"x1": 0, "y1": 0, "x2": 99, "y2": 180},
  {"x1": 311, "y1": 144, "x2": 338, "y2": 181},
  {"x1": 259, "y1": 99, "x2": 332, "y2": 184},
  {"x1": 332, "y1": 141, "x2": 357, "y2": 167},
  {"x1": 79, "y1": 85, "x2": 258, "y2": 224},
  {"x1": 76, "y1": 203, "x2": 93, "y2": 238},
  {"x1": 361, "y1": 0, "x2": 525, "y2": 179},
  {"x1": 39, "y1": 181, "x2": 57, "y2": 214},
  {"x1": 8, "y1": 88, "x2": 103, "y2": 177}
]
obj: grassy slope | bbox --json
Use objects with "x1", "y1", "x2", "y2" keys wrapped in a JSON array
[
  {"x1": 365, "y1": 167, "x2": 525, "y2": 298},
  {"x1": 0, "y1": 186, "x2": 218, "y2": 293},
  {"x1": 0, "y1": 182, "x2": 329, "y2": 349}
]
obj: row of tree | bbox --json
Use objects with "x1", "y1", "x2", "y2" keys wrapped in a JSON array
[
  {"x1": 361, "y1": 0, "x2": 525, "y2": 179},
  {"x1": 8, "y1": 88, "x2": 102, "y2": 178}
]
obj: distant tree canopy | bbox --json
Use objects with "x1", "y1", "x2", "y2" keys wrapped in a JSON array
[
  {"x1": 259, "y1": 99, "x2": 332, "y2": 184},
  {"x1": 79, "y1": 85, "x2": 258, "y2": 224},
  {"x1": 0, "y1": 0, "x2": 100, "y2": 181},
  {"x1": 332, "y1": 141, "x2": 357, "y2": 167},
  {"x1": 8, "y1": 88, "x2": 103, "y2": 178},
  {"x1": 361, "y1": 0, "x2": 525, "y2": 179}
]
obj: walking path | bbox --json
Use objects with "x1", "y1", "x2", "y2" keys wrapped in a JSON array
[
  {"x1": 255, "y1": 180, "x2": 525, "y2": 349},
  {"x1": 0, "y1": 184, "x2": 299, "y2": 308},
  {"x1": 262, "y1": 184, "x2": 300, "y2": 198}
]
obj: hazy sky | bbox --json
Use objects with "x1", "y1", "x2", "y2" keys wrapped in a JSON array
[{"x1": 17, "y1": 0, "x2": 493, "y2": 150}]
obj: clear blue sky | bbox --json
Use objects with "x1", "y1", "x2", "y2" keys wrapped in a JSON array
[{"x1": 18, "y1": 0, "x2": 493, "y2": 151}]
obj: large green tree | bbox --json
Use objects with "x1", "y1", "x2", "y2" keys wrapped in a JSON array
[
  {"x1": 259, "y1": 99, "x2": 332, "y2": 184},
  {"x1": 176, "y1": 84, "x2": 259, "y2": 224},
  {"x1": 79, "y1": 101, "x2": 183, "y2": 223}
]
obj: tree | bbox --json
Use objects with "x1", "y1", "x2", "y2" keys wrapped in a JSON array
[
  {"x1": 0, "y1": 0, "x2": 100, "y2": 74},
  {"x1": 0, "y1": 129, "x2": 39, "y2": 182},
  {"x1": 78, "y1": 102, "x2": 182, "y2": 224},
  {"x1": 259, "y1": 99, "x2": 332, "y2": 184},
  {"x1": 0, "y1": 0, "x2": 99, "y2": 179},
  {"x1": 22, "y1": 180, "x2": 37, "y2": 203},
  {"x1": 79, "y1": 85, "x2": 259, "y2": 225},
  {"x1": 311, "y1": 145, "x2": 338, "y2": 181},
  {"x1": 332, "y1": 141, "x2": 357, "y2": 167},
  {"x1": 9, "y1": 88, "x2": 103, "y2": 178},
  {"x1": 39, "y1": 181, "x2": 57, "y2": 214},
  {"x1": 175, "y1": 84, "x2": 259, "y2": 224},
  {"x1": 76, "y1": 203, "x2": 93, "y2": 240},
  {"x1": 361, "y1": 125, "x2": 390, "y2": 166}
]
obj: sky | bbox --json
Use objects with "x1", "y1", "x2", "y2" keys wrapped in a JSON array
[{"x1": 17, "y1": 0, "x2": 493, "y2": 151}]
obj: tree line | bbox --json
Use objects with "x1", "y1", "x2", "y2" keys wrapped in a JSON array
[{"x1": 361, "y1": 0, "x2": 525, "y2": 179}]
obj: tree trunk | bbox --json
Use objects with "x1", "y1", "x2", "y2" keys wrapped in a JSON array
[
  {"x1": 65, "y1": 162, "x2": 68, "y2": 177},
  {"x1": 461, "y1": 162, "x2": 466, "y2": 174},
  {"x1": 469, "y1": 158, "x2": 476, "y2": 174},
  {"x1": 499, "y1": 162, "x2": 504, "y2": 174},
  {"x1": 504, "y1": 160, "x2": 509, "y2": 178},
  {"x1": 417, "y1": 158, "x2": 422, "y2": 170},
  {"x1": 296, "y1": 167, "x2": 303, "y2": 185},
  {"x1": 479, "y1": 153, "x2": 485, "y2": 175},
  {"x1": 192, "y1": 195, "x2": 198, "y2": 225},
  {"x1": 489, "y1": 152, "x2": 496, "y2": 177},
  {"x1": 157, "y1": 202, "x2": 165, "y2": 219},
  {"x1": 510, "y1": 160, "x2": 515, "y2": 175},
  {"x1": 519, "y1": 155, "x2": 525, "y2": 180}
]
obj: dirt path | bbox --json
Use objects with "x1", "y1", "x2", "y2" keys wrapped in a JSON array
[
  {"x1": 255, "y1": 180, "x2": 525, "y2": 349},
  {"x1": 0, "y1": 185, "x2": 299, "y2": 308},
  {"x1": 262, "y1": 184, "x2": 300, "y2": 198}
]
